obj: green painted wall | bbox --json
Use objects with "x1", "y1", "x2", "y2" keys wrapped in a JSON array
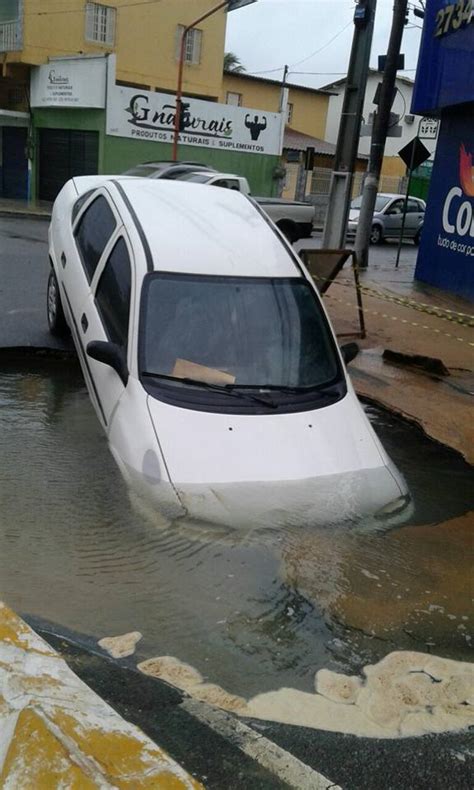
[
  {"x1": 31, "y1": 107, "x2": 279, "y2": 199},
  {"x1": 103, "y1": 138, "x2": 279, "y2": 196}
]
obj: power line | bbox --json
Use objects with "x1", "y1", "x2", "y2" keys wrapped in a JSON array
[{"x1": 246, "y1": 17, "x2": 354, "y2": 76}]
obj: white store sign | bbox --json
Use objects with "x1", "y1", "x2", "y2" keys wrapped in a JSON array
[
  {"x1": 106, "y1": 65, "x2": 282, "y2": 156},
  {"x1": 30, "y1": 58, "x2": 106, "y2": 108},
  {"x1": 419, "y1": 117, "x2": 439, "y2": 140}
]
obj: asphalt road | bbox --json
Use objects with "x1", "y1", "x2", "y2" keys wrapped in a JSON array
[{"x1": 1, "y1": 216, "x2": 472, "y2": 790}]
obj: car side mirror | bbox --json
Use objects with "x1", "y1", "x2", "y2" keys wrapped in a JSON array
[
  {"x1": 86, "y1": 340, "x2": 128, "y2": 386},
  {"x1": 340, "y1": 342, "x2": 360, "y2": 365}
]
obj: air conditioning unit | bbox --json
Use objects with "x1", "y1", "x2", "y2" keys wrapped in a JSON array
[{"x1": 405, "y1": 114, "x2": 415, "y2": 124}]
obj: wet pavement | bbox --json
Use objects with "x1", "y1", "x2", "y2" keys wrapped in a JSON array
[{"x1": 1, "y1": 216, "x2": 473, "y2": 788}]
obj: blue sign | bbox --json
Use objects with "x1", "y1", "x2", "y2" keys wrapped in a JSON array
[
  {"x1": 411, "y1": 0, "x2": 474, "y2": 115},
  {"x1": 415, "y1": 109, "x2": 474, "y2": 300}
]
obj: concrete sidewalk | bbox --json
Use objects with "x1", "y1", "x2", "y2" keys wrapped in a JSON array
[
  {"x1": 0, "y1": 603, "x2": 202, "y2": 788},
  {"x1": 0, "y1": 197, "x2": 52, "y2": 220},
  {"x1": 322, "y1": 254, "x2": 474, "y2": 463}
]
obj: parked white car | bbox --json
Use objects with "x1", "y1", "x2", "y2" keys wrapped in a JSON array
[{"x1": 47, "y1": 176, "x2": 410, "y2": 528}]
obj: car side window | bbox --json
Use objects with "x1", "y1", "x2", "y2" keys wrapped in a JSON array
[
  {"x1": 389, "y1": 199, "x2": 404, "y2": 214},
  {"x1": 407, "y1": 199, "x2": 422, "y2": 213},
  {"x1": 417, "y1": 200, "x2": 426, "y2": 213},
  {"x1": 72, "y1": 189, "x2": 95, "y2": 224},
  {"x1": 213, "y1": 179, "x2": 240, "y2": 191},
  {"x1": 95, "y1": 236, "x2": 131, "y2": 352},
  {"x1": 74, "y1": 196, "x2": 117, "y2": 282}
]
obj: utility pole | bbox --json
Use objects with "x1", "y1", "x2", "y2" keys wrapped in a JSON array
[
  {"x1": 278, "y1": 65, "x2": 289, "y2": 197},
  {"x1": 322, "y1": 0, "x2": 377, "y2": 249},
  {"x1": 354, "y1": 0, "x2": 408, "y2": 267}
]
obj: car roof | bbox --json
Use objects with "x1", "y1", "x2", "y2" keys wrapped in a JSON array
[{"x1": 112, "y1": 178, "x2": 298, "y2": 278}]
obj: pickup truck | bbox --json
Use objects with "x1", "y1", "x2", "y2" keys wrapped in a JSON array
[{"x1": 175, "y1": 171, "x2": 315, "y2": 243}]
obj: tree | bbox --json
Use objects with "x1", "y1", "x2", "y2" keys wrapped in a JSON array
[{"x1": 224, "y1": 52, "x2": 245, "y2": 73}]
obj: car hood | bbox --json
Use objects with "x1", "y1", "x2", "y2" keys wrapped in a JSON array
[
  {"x1": 145, "y1": 392, "x2": 406, "y2": 526},
  {"x1": 147, "y1": 391, "x2": 399, "y2": 485}
]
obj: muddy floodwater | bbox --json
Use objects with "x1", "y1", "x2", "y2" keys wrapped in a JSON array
[{"x1": 0, "y1": 357, "x2": 472, "y2": 700}]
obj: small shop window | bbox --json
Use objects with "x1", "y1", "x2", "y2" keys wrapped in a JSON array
[{"x1": 85, "y1": 2, "x2": 116, "y2": 46}]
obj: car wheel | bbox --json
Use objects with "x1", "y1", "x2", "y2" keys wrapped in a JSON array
[
  {"x1": 414, "y1": 229, "x2": 421, "y2": 246},
  {"x1": 370, "y1": 225, "x2": 383, "y2": 245},
  {"x1": 47, "y1": 268, "x2": 68, "y2": 336},
  {"x1": 277, "y1": 221, "x2": 298, "y2": 244}
]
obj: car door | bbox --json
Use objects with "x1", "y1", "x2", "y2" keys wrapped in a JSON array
[
  {"x1": 383, "y1": 198, "x2": 405, "y2": 237},
  {"x1": 404, "y1": 199, "x2": 424, "y2": 238},
  {"x1": 63, "y1": 190, "x2": 119, "y2": 334},
  {"x1": 81, "y1": 232, "x2": 134, "y2": 430}
]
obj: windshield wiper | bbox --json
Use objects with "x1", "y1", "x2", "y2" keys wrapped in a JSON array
[
  {"x1": 232, "y1": 382, "x2": 340, "y2": 395},
  {"x1": 141, "y1": 372, "x2": 278, "y2": 408}
]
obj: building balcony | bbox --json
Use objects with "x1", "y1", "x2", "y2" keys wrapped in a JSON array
[{"x1": 0, "y1": 19, "x2": 23, "y2": 52}]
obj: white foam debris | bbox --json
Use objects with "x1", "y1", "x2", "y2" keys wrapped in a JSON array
[
  {"x1": 136, "y1": 650, "x2": 473, "y2": 739},
  {"x1": 98, "y1": 631, "x2": 142, "y2": 659},
  {"x1": 361, "y1": 569, "x2": 380, "y2": 580},
  {"x1": 247, "y1": 651, "x2": 474, "y2": 738},
  {"x1": 137, "y1": 656, "x2": 247, "y2": 712}
]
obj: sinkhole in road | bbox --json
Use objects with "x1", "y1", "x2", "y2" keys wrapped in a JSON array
[{"x1": 0, "y1": 356, "x2": 472, "y2": 702}]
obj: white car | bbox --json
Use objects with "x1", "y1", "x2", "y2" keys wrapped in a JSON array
[{"x1": 47, "y1": 176, "x2": 410, "y2": 528}]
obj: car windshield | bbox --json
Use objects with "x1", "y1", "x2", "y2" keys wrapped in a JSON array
[
  {"x1": 165, "y1": 167, "x2": 213, "y2": 181},
  {"x1": 176, "y1": 172, "x2": 212, "y2": 183},
  {"x1": 140, "y1": 274, "x2": 340, "y2": 390},
  {"x1": 124, "y1": 165, "x2": 161, "y2": 177},
  {"x1": 351, "y1": 195, "x2": 391, "y2": 212}
]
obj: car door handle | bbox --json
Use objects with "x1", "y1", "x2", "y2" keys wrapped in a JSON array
[
  {"x1": 81, "y1": 313, "x2": 88, "y2": 333},
  {"x1": 61, "y1": 251, "x2": 67, "y2": 267}
]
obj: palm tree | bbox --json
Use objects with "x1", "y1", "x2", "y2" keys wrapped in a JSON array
[{"x1": 224, "y1": 52, "x2": 245, "y2": 73}]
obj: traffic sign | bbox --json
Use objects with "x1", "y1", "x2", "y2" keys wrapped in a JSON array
[
  {"x1": 378, "y1": 53, "x2": 405, "y2": 71},
  {"x1": 418, "y1": 117, "x2": 439, "y2": 140},
  {"x1": 398, "y1": 136, "x2": 431, "y2": 171}
]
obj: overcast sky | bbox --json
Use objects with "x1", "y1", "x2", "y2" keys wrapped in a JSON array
[{"x1": 225, "y1": 0, "x2": 423, "y2": 89}]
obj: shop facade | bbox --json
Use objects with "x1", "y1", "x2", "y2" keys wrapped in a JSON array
[
  {"x1": 30, "y1": 55, "x2": 283, "y2": 202},
  {"x1": 412, "y1": 0, "x2": 474, "y2": 301}
]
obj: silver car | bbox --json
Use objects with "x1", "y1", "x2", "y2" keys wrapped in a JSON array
[{"x1": 347, "y1": 193, "x2": 426, "y2": 245}]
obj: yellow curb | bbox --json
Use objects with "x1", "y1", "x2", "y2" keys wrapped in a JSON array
[{"x1": 0, "y1": 603, "x2": 203, "y2": 789}]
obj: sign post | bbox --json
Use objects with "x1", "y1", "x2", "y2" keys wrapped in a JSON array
[{"x1": 395, "y1": 133, "x2": 431, "y2": 267}]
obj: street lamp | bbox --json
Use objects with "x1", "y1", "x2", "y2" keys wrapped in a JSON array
[{"x1": 172, "y1": 0, "x2": 257, "y2": 161}]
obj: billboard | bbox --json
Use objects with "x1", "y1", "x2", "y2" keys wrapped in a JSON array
[
  {"x1": 106, "y1": 59, "x2": 282, "y2": 156},
  {"x1": 415, "y1": 108, "x2": 474, "y2": 300},
  {"x1": 31, "y1": 58, "x2": 106, "y2": 108},
  {"x1": 412, "y1": 0, "x2": 474, "y2": 115}
]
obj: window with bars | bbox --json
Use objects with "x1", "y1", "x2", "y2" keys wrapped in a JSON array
[
  {"x1": 226, "y1": 91, "x2": 242, "y2": 106},
  {"x1": 287, "y1": 103, "x2": 294, "y2": 124},
  {"x1": 176, "y1": 25, "x2": 202, "y2": 65},
  {"x1": 85, "y1": 3, "x2": 116, "y2": 46}
]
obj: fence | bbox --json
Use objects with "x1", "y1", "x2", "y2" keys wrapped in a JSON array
[{"x1": 306, "y1": 167, "x2": 366, "y2": 227}]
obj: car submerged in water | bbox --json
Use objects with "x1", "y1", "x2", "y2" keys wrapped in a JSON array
[{"x1": 47, "y1": 176, "x2": 410, "y2": 528}]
